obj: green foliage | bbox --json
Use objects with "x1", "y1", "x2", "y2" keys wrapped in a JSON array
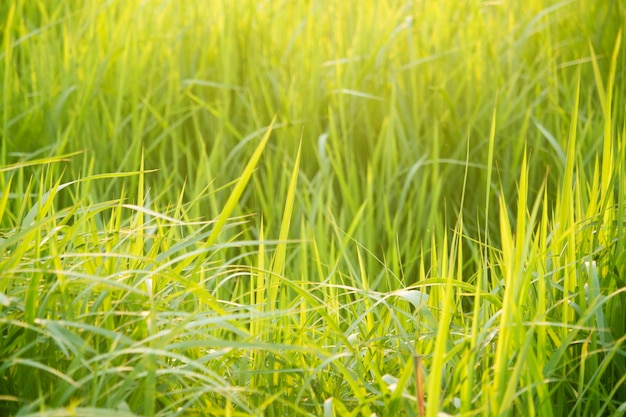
[{"x1": 1, "y1": 0, "x2": 625, "y2": 416}]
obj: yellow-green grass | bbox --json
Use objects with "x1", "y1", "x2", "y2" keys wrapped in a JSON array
[{"x1": 1, "y1": 0, "x2": 625, "y2": 416}]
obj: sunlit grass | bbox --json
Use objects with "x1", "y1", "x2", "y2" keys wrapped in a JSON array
[{"x1": 1, "y1": 0, "x2": 625, "y2": 416}]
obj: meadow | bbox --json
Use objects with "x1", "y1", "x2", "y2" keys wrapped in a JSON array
[{"x1": 0, "y1": 0, "x2": 625, "y2": 416}]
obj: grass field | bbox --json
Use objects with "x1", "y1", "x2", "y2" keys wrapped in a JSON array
[{"x1": 1, "y1": 0, "x2": 625, "y2": 416}]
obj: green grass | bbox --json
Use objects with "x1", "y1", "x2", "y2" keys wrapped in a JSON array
[{"x1": 1, "y1": 0, "x2": 625, "y2": 416}]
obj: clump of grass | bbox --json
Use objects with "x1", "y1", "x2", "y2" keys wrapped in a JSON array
[{"x1": 1, "y1": 0, "x2": 625, "y2": 416}]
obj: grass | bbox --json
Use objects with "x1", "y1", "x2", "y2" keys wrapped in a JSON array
[{"x1": 1, "y1": 0, "x2": 625, "y2": 415}]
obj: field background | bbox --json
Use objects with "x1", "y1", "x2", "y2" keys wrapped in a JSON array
[{"x1": 1, "y1": 0, "x2": 625, "y2": 416}]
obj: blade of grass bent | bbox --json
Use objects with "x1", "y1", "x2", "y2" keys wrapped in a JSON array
[
  {"x1": 269, "y1": 139, "x2": 302, "y2": 309},
  {"x1": 271, "y1": 138, "x2": 302, "y2": 277},
  {"x1": 0, "y1": 151, "x2": 83, "y2": 173},
  {"x1": 180, "y1": 116, "x2": 276, "y2": 275},
  {"x1": 209, "y1": 118, "x2": 275, "y2": 247}
]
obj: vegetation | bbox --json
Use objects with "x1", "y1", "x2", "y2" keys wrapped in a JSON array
[{"x1": 1, "y1": 0, "x2": 625, "y2": 415}]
